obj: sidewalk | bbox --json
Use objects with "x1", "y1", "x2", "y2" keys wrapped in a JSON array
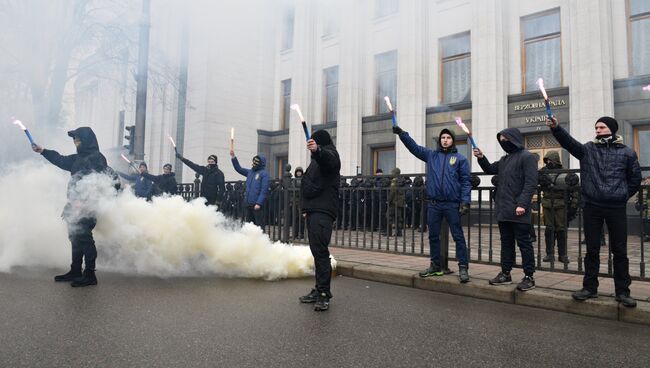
[{"x1": 330, "y1": 246, "x2": 650, "y2": 325}]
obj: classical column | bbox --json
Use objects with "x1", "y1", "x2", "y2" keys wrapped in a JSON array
[{"x1": 395, "y1": 0, "x2": 428, "y2": 174}]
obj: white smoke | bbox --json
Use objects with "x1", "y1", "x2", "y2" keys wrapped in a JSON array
[{"x1": 0, "y1": 162, "x2": 331, "y2": 280}]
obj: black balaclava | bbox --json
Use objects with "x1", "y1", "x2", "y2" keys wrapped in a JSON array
[
  {"x1": 311, "y1": 129, "x2": 333, "y2": 146},
  {"x1": 207, "y1": 155, "x2": 218, "y2": 167},
  {"x1": 499, "y1": 140, "x2": 518, "y2": 154},
  {"x1": 252, "y1": 155, "x2": 262, "y2": 169},
  {"x1": 596, "y1": 116, "x2": 618, "y2": 140}
]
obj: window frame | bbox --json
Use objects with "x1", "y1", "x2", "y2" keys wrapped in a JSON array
[
  {"x1": 374, "y1": 50, "x2": 398, "y2": 114},
  {"x1": 280, "y1": 79, "x2": 291, "y2": 130},
  {"x1": 634, "y1": 124, "x2": 650, "y2": 167},
  {"x1": 439, "y1": 31, "x2": 471, "y2": 104},
  {"x1": 372, "y1": 146, "x2": 396, "y2": 174},
  {"x1": 322, "y1": 66, "x2": 339, "y2": 123},
  {"x1": 626, "y1": 0, "x2": 650, "y2": 76},
  {"x1": 520, "y1": 8, "x2": 563, "y2": 93}
]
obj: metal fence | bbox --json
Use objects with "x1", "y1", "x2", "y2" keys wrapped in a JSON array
[{"x1": 176, "y1": 167, "x2": 650, "y2": 281}]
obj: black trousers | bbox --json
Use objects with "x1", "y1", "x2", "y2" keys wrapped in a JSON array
[
  {"x1": 67, "y1": 217, "x2": 97, "y2": 271},
  {"x1": 306, "y1": 212, "x2": 334, "y2": 296},
  {"x1": 583, "y1": 204, "x2": 631, "y2": 296},
  {"x1": 246, "y1": 205, "x2": 265, "y2": 228},
  {"x1": 498, "y1": 221, "x2": 535, "y2": 276}
]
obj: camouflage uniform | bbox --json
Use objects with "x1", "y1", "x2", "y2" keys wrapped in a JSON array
[{"x1": 388, "y1": 168, "x2": 406, "y2": 236}]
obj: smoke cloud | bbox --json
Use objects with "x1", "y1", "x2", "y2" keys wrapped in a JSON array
[{"x1": 0, "y1": 162, "x2": 330, "y2": 280}]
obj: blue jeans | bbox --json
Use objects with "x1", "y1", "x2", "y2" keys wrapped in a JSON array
[{"x1": 427, "y1": 202, "x2": 468, "y2": 266}]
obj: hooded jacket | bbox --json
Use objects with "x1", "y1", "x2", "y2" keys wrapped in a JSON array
[
  {"x1": 119, "y1": 171, "x2": 154, "y2": 198},
  {"x1": 551, "y1": 124, "x2": 641, "y2": 208},
  {"x1": 142, "y1": 172, "x2": 178, "y2": 195},
  {"x1": 179, "y1": 156, "x2": 225, "y2": 205},
  {"x1": 477, "y1": 128, "x2": 538, "y2": 224},
  {"x1": 232, "y1": 154, "x2": 270, "y2": 206},
  {"x1": 301, "y1": 130, "x2": 341, "y2": 219},
  {"x1": 397, "y1": 129, "x2": 471, "y2": 204},
  {"x1": 41, "y1": 127, "x2": 110, "y2": 217}
]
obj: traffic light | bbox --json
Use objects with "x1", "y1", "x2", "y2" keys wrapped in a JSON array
[{"x1": 124, "y1": 125, "x2": 135, "y2": 154}]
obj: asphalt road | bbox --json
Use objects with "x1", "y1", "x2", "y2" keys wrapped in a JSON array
[{"x1": 1, "y1": 270, "x2": 649, "y2": 368}]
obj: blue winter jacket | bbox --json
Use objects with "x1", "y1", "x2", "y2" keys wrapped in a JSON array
[
  {"x1": 119, "y1": 172, "x2": 154, "y2": 199},
  {"x1": 232, "y1": 155, "x2": 270, "y2": 206},
  {"x1": 399, "y1": 132, "x2": 471, "y2": 204}
]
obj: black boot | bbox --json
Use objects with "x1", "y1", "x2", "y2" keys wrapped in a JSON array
[
  {"x1": 71, "y1": 269, "x2": 97, "y2": 287},
  {"x1": 543, "y1": 227, "x2": 555, "y2": 262},
  {"x1": 299, "y1": 289, "x2": 319, "y2": 303},
  {"x1": 54, "y1": 267, "x2": 82, "y2": 282},
  {"x1": 556, "y1": 230, "x2": 570, "y2": 264}
]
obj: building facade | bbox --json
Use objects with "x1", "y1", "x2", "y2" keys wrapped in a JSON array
[{"x1": 259, "y1": 0, "x2": 650, "y2": 179}]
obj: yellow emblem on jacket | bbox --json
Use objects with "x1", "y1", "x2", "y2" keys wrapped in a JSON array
[{"x1": 449, "y1": 156, "x2": 457, "y2": 166}]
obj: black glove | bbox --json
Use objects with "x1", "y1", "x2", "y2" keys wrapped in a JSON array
[
  {"x1": 392, "y1": 126, "x2": 403, "y2": 135},
  {"x1": 175, "y1": 151, "x2": 182, "y2": 159},
  {"x1": 459, "y1": 203, "x2": 470, "y2": 216}
]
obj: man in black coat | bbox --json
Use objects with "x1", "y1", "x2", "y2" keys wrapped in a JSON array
[
  {"x1": 142, "y1": 163, "x2": 178, "y2": 196},
  {"x1": 547, "y1": 116, "x2": 641, "y2": 307},
  {"x1": 474, "y1": 128, "x2": 538, "y2": 291},
  {"x1": 175, "y1": 153, "x2": 225, "y2": 207},
  {"x1": 33, "y1": 127, "x2": 110, "y2": 287},
  {"x1": 298, "y1": 130, "x2": 341, "y2": 312}
]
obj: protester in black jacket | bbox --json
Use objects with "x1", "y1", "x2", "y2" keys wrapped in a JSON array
[
  {"x1": 547, "y1": 116, "x2": 641, "y2": 307},
  {"x1": 298, "y1": 130, "x2": 341, "y2": 312},
  {"x1": 33, "y1": 127, "x2": 111, "y2": 287},
  {"x1": 142, "y1": 163, "x2": 178, "y2": 196},
  {"x1": 175, "y1": 153, "x2": 225, "y2": 206},
  {"x1": 474, "y1": 127, "x2": 538, "y2": 291}
]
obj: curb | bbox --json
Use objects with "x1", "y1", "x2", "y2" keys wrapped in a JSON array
[{"x1": 336, "y1": 261, "x2": 650, "y2": 326}]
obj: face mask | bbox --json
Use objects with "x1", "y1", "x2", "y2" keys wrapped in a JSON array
[
  {"x1": 546, "y1": 162, "x2": 557, "y2": 170},
  {"x1": 596, "y1": 134, "x2": 612, "y2": 141},
  {"x1": 499, "y1": 140, "x2": 518, "y2": 153}
]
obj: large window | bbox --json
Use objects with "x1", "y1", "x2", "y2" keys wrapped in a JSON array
[
  {"x1": 280, "y1": 79, "x2": 291, "y2": 130},
  {"x1": 634, "y1": 125, "x2": 650, "y2": 167},
  {"x1": 629, "y1": 0, "x2": 650, "y2": 76},
  {"x1": 375, "y1": 0, "x2": 398, "y2": 18},
  {"x1": 281, "y1": 7, "x2": 294, "y2": 51},
  {"x1": 322, "y1": 4, "x2": 339, "y2": 37},
  {"x1": 521, "y1": 9, "x2": 562, "y2": 92},
  {"x1": 440, "y1": 32, "x2": 471, "y2": 104},
  {"x1": 323, "y1": 66, "x2": 339, "y2": 123},
  {"x1": 375, "y1": 50, "x2": 398, "y2": 114},
  {"x1": 373, "y1": 147, "x2": 396, "y2": 174}
]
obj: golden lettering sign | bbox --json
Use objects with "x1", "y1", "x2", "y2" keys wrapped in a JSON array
[{"x1": 514, "y1": 99, "x2": 567, "y2": 112}]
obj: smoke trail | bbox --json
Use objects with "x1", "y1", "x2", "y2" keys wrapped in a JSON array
[{"x1": 0, "y1": 162, "x2": 329, "y2": 280}]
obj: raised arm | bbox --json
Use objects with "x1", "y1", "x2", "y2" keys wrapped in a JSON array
[
  {"x1": 231, "y1": 156, "x2": 250, "y2": 177},
  {"x1": 397, "y1": 131, "x2": 431, "y2": 162},
  {"x1": 178, "y1": 156, "x2": 206, "y2": 176},
  {"x1": 40, "y1": 149, "x2": 76, "y2": 172},
  {"x1": 547, "y1": 118, "x2": 585, "y2": 160}
]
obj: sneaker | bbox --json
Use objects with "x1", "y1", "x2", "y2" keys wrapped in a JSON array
[
  {"x1": 516, "y1": 276, "x2": 535, "y2": 291},
  {"x1": 314, "y1": 293, "x2": 330, "y2": 311},
  {"x1": 572, "y1": 288, "x2": 598, "y2": 301},
  {"x1": 70, "y1": 269, "x2": 97, "y2": 288},
  {"x1": 299, "y1": 289, "x2": 319, "y2": 303},
  {"x1": 542, "y1": 255, "x2": 554, "y2": 263},
  {"x1": 615, "y1": 294, "x2": 637, "y2": 308},
  {"x1": 54, "y1": 269, "x2": 82, "y2": 282},
  {"x1": 419, "y1": 262, "x2": 444, "y2": 278},
  {"x1": 458, "y1": 265, "x2": 470, "y2": 283},
  {"x1": 488, "y1": 272, "x2": 512, "y2": 285}
]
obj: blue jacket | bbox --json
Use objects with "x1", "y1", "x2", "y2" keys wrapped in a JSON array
[
  {"x1": 399, "y1": 132, "x2": 471, "y2": 204},
  {"x1": 232, "y1": 155, "x2": 270, "y2": 206},
  {"x1": 119, "y1": 172, "x2": 154, "y2": 199}
]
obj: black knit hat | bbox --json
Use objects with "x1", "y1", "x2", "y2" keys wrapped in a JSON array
[
  {"x1": 139, "y1": 162, "x2": 147, "y2": 168},
  {"x1": 163, "y1": 163, "x2": 172, "y2": 170},
  {"x1": 596, "y1": 116, "x2": 618, "y2": 135},
  {"x1": 207, "y1": 154, "x2": 218, "y2": 163}
]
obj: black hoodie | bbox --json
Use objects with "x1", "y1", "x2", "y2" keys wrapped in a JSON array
[
  {"x1": 41, "y1": 127, "x2": 108, "y2": 186},
  {"x1": 477, "y1": 127, "x2": 538, "y2": 224},
  {"x1": 301, "y1": 130, "x2": 341, "y2": 219},
  {"x1": 179, "y1": 156, "x2": 225, "y2": 205}
]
